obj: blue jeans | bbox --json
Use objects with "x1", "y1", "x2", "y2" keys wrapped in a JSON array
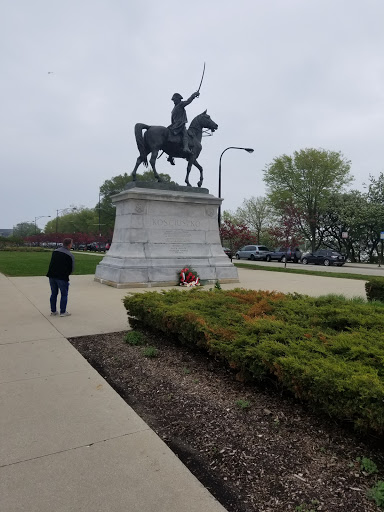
[{"x1": 49, "y1": 278, "x2": 69, "y2": 314}]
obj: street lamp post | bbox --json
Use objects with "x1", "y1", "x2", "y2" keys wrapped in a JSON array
[
  {"x1": 34, "y1": 215, "x2": 51, "y2": 235},
  {"x1": 56, "y1": 207, "x2": 77, "y2": 234},
  {"x1": 98, "y1": 191, "x2": 101, "y2": 237},
  {"x1": 93, "y1": 191, "x2": 107, "y2": 238},
  {"x1": 218, "y1": 146, "x2": 254, "y2": 228}
]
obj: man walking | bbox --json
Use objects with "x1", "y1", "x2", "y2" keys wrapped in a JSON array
[{"x1": 47, "y1": 238, "x2": 75, "y2": 317}]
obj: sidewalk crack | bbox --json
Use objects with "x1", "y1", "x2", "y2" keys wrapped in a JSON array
[{"x1": 0, "y1": 429, "x2": 150, "y2": 469}]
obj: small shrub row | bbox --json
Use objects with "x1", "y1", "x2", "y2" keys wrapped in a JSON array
[
  {"x1": 124, "y1": 289, "x2": 384, "y2": 433},
  {"x1": 0, "y1": 246, "x2": 51, "y2": 252},
  {"x1": 366, "y1": 277, "x2": 384, "y2": 302}
]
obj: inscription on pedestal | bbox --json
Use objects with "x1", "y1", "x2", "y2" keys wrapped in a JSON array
[
  {"x1": 168, "y1": 244, "x2": 189, "y2": 254},
  {"x1": 163, "y1": 230, "x2": 190, "y2": 244},
  {"x1": 150, "y1": 217, "x2": 202, "y2": 229}
]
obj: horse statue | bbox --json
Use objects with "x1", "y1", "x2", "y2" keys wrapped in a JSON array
[{"x1": 131, "y1": 110, "x2": 218, "y2": 187}]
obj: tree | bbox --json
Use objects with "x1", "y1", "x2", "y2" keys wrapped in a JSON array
[
  {"x1": 24, "y1": 232, "x2": 108, "y2": 247},
  {"x1": 236, "y1": 196, "x2": 272, "y2": 243},
  {"x1": 264, "y1": 148, "x2": 353, "y2": 251},
  {"x1": 268, "y1": 203, "x2": 303, "y2": 251},
  {"x1": 13, "y1": 222, "x2": 37, "y2": 237},
  {"x1": 44, "y1": 208, "x2": 99, "y2": 234},
  {"x1": 315, "y1": 182, "x2": 384, "y2": 262},
  {"x1": 317, "y1": 191, "x2": 368, "y2": 261},
  {"x1": 366, "y1": 172, "x2": 384, "y2": 203},
  {"x1": 98, "y1": 171, "x2": 174, "y2": 231},
  {"x1": 219, "y1": 220, "x2": 256, "y2": 256},
  {"x1": 0, "y1": 235, "x2": 24, "y2": 248},
  {"x1": 364, "y1": 173, "x2": 384, "y2": 262},
  {"x1": 222, "y1": 210, "x2": 241, "y2": 224}
]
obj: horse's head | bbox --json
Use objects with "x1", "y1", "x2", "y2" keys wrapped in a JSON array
[{"x1": 198, "y1": 110, "x2": 218, "y2": 133}]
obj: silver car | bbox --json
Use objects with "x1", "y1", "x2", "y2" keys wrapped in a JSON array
[{"x1": 235, "y1": 245, "x2": 271, "y2": 261}]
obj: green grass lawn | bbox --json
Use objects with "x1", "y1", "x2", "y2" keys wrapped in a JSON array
[
  {"x1": 0, "y1": 251, "x2": 104, "y2": 277},
  {"x1": 234, "y1": 262, "x2": 371, "y2": 281}
]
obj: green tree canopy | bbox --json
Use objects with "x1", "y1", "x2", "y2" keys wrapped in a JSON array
[
  {"x1": 98, "y1": 171, "x2": 173, "y2": 231},
  {"x1": 316, "y1": 191, "x2": 367, "y2": 260},
  {"x1": 318, "y1": 188, "x2": 384, "y2": 263},
  {"x1": 366, "y1": 172, "x2": 384, "y2": 203},
  {"x1": 264, "y1": 148, "x2": 353, "y2": 250},
  {"x1": 235, "y1": 196, "x2": 272, "y2": 243},
  {"x1": 44, "y1": 208, "x2": 99, "y2": 234},
  {"x1": 13, "y1": 222, "x2": 38, "y2": 237}
]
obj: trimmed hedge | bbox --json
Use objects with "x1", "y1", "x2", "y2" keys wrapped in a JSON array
[
  {"x1": 124, "y1": 289, "x2": 384, "y2": 433},
  {"x1": 366, "y1": 277, "x2": 384, "y2": 302},
  {"x1": 0, "y1": 247, "x2": 50, "y2": 252}
]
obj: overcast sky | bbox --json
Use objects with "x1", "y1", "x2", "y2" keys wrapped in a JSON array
[{"x1": 1, "y1": 0, "x2": 384, "y2": 230}]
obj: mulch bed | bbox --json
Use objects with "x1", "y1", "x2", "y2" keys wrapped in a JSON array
[{"x1": 69, "y1": 330, "x2": 384, "y2": 512}]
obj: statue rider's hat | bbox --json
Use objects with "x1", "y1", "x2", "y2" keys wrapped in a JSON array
[{"x1": 172, "y1": 93, "x2": 183, "y2": 101}]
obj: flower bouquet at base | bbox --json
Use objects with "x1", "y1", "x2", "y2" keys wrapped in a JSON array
[{"x1": 179, "y1": 267, "x2": 200, "y2": 287}]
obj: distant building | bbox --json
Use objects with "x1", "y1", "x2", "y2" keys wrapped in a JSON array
[{"x1": 0, "y1": 229, "x2": 13, "y2": 237}]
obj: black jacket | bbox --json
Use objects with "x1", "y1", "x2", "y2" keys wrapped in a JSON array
[{"x1": 46, "y1": 247, "x2": 75, "y2": 281}]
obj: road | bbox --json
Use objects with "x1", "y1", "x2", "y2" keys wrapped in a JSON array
[{"x1": 234, "y1": 259, "x2": 384, "y2": 277}]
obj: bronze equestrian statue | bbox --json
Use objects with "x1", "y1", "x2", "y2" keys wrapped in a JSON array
[{"x1": 131, "y1": 91, "x2": 218, "y2": 187}]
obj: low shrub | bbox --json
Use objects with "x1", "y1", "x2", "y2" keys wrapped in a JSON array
[
  {"x1": 235, "y1": 399, "x2": 251, "y2": 410},
  {"x1": 357, "y1": 456, "x2": 378, "y2": 475},
  {"x1": 124, "y1": 289, "x2": 384, "y2": 433},
  {"x1": 142, "y1": 346, "x2": 158, "y2": 358},
  {"x1": 0, "y1": 246, "x2": 50, "y2": 252},
  {"x1": 368, "y1": 480, "x2": 384, "y2": 508},
  {"x1": 366, "y1": 278, "x2": 384, "y2": 302},
  {"x1": 123, "y1": 331, "x2": 145, "y2": 345}
]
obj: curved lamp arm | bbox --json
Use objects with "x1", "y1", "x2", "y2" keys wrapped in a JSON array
[{"x1": 218, "y1": 147, "x2": 254, "y2": 228}]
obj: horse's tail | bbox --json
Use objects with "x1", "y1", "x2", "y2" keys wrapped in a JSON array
[{"x1": 134, "y1": 123, "x2": 149, "y2": 166}]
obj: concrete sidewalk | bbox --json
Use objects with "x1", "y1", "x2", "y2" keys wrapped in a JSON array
[
  {"x1": 0, "y1": 273, "x2": 226, "y2": 512},
  {"x1": 0, "y1": 269, "x2": 367, "y2": 511}
]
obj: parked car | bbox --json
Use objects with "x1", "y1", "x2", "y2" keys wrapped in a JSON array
[
  {"x1": 301, "y1": 249, "x2": 345, "y2": 266},
  {"x1": 87, "y1": 242, "x2": 107, "y2": 252},
  {"x1": 76, "y1": 244, "x2": 87, "y2": 251},
  {"x1": 265, "y1": 247, "x2": 302, "y2": 263},
  {"x1": 235, "y1": 245, "x2": 271, "y2": 261},
  {"x1": 222, "y1": 247, "x2": 233, "y2": 259}
]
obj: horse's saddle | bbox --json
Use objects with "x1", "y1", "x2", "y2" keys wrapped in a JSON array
[
  {"x1": 167, "y1": 129, "x2": 181, "y2": 145},
  {"x1": 166, "y1": 128, "x2": 192, "y2": 146}
]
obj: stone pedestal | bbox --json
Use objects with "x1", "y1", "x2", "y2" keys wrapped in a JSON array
[{"x1": 94, "y1": 182, "x2": 239, "y2": 288}]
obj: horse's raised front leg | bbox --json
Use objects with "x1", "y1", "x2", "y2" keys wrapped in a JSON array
[
  {"x1": 150, "y1": 150, "x2": 163, "y2": 182},
  {"x1": 193, "y1": 160, "x2": 204, "y2": 187}
]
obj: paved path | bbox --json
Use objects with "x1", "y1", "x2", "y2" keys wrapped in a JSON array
[
  {"x1": 236, "y1": 259, "x2": 384, "y2": 277},
  {"x1": 0, "y1": 273, "x2": 226, "y2": 512},
  {"x1": 0, "y1": 268, "x2": 367, "y2": 511}
]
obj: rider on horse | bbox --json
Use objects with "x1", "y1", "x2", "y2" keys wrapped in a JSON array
[{"x1": 168, "y1": 91, "x2": 200, "y2": 156}]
